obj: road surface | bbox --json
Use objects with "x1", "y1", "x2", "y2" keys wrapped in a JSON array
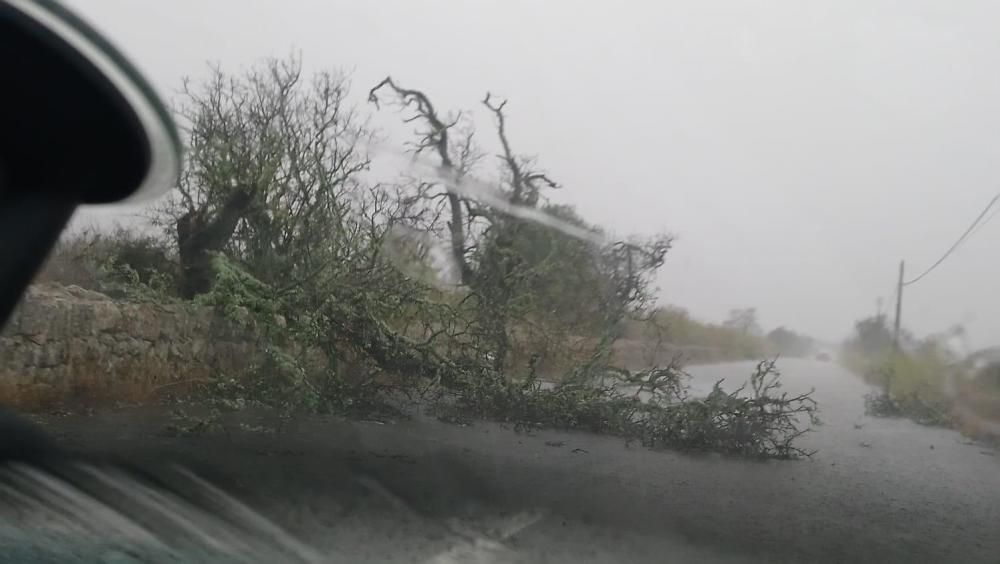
[{"x1": 2, "y1": 359, "x2": 998, "y2": 563}]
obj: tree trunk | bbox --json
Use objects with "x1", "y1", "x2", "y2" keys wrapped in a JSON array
[{"x1": 176, "y1": 188, "x2": 253, "y2": 299}]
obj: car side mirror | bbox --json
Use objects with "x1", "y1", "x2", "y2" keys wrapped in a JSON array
[{"x1": 0, "y1": 0, "x2": 180, "y2": 325}]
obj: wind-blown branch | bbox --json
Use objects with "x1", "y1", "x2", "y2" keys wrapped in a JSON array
[{"x1": 369, "y1": 76, "x2": 474, "y2": 285}]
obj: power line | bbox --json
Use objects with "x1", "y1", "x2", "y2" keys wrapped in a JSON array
[
  {"x1": 903, "y1": 193, "x2": 1000, "y2": 287},
  {"x1": 967, "y1": 198, "x2": 1000, "y2": 240}
]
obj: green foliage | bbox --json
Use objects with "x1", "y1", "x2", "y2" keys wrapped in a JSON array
[
  {"x1": 723, "y1": 307, "x2": 761, "y2": 335},
  {"x1": 623, "y1": 306, "x2": 771, "y2": 360},
  {"x1": 36, "y1": 226, "x2": 180, "y2": 302},
  {"x1": 188, "y1": 254, "x2": 397, "y2": 418},
  {"x1": 975, "y1": 362, "x2": 1000, "y2": 390},
  {"x1": 862, "y1": 346, "x2": 954, "y2": 426},
  {"x1": 843, "y1": 315, "x2": 955, "y2": 427},
  {"x1": 447, "y1": 359, "x2": 818, "y2": 459},
  {"x1": 505, "y1": 205, "x2": 610, "y2": 335},
  {"x1": 640, "y1": 361, "x2": 819, "y2": 458},
  {"x1": 767, "y1": 327, "x2": 815, "y2": 358},
  {"x1": 192, "y1": 254, "x2": 281, "y2": 326},
  {"x1": 846, "y1": 315, "x2": 895, "y2": 357}
]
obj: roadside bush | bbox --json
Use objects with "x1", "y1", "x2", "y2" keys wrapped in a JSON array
[
  {"x1": 974, "y1": 362, "x2": 1000, "y2": 390},
  {"x1": 883, "y1": 343, "x2": 953, "y2": 408},
  {"x1": 955, "y1": 362, "x2": 1000, "y2": 425},
  {"x1": 37, "y1": 226, "x2": 179, "y2": 297},
  {"x1": 620, "y1": 306, "x2": 771, "y2": 361},
  {"x1": 844, "y1": 326, "x2": 956, "y2": 427}
]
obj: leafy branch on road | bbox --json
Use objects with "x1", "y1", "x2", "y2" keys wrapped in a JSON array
[{"x1": 442, "y1": 358, "x2": 819, "y2": 459}]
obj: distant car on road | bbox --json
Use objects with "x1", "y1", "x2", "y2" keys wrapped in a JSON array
[{"x1": 816, "y1": 352, "x2": 832, "y2": 362}]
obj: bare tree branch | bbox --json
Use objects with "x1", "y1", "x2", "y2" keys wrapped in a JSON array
[{"x1": 369, "y1": 76, "x2": 474, "y2": 285}]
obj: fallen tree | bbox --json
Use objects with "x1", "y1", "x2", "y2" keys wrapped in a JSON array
[{"x1": 139, "y1": 55, "x2": 819, "y2": 458}]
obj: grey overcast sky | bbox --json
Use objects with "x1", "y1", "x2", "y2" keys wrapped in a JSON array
[{"x1": 64, "y1": 0, "x2": 1000, "y2": 348}]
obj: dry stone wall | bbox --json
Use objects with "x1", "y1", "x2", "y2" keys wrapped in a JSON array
[{"x1": 0, "y1": 284, "x2": 264, "y2": 410}]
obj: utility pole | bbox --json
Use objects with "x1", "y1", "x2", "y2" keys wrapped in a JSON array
[{"x1": 893, "y1": 260, "x2": 904, "y2": 351}]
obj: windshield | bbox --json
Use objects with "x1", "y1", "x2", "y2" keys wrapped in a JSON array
[{"x1": 2, "y1": 1, "x2": 999, "y2": 562}]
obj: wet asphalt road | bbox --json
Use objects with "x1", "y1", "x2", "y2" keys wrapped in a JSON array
[{"x1": 5, "y1": 359, "x2": 1000, "y2": 563}]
